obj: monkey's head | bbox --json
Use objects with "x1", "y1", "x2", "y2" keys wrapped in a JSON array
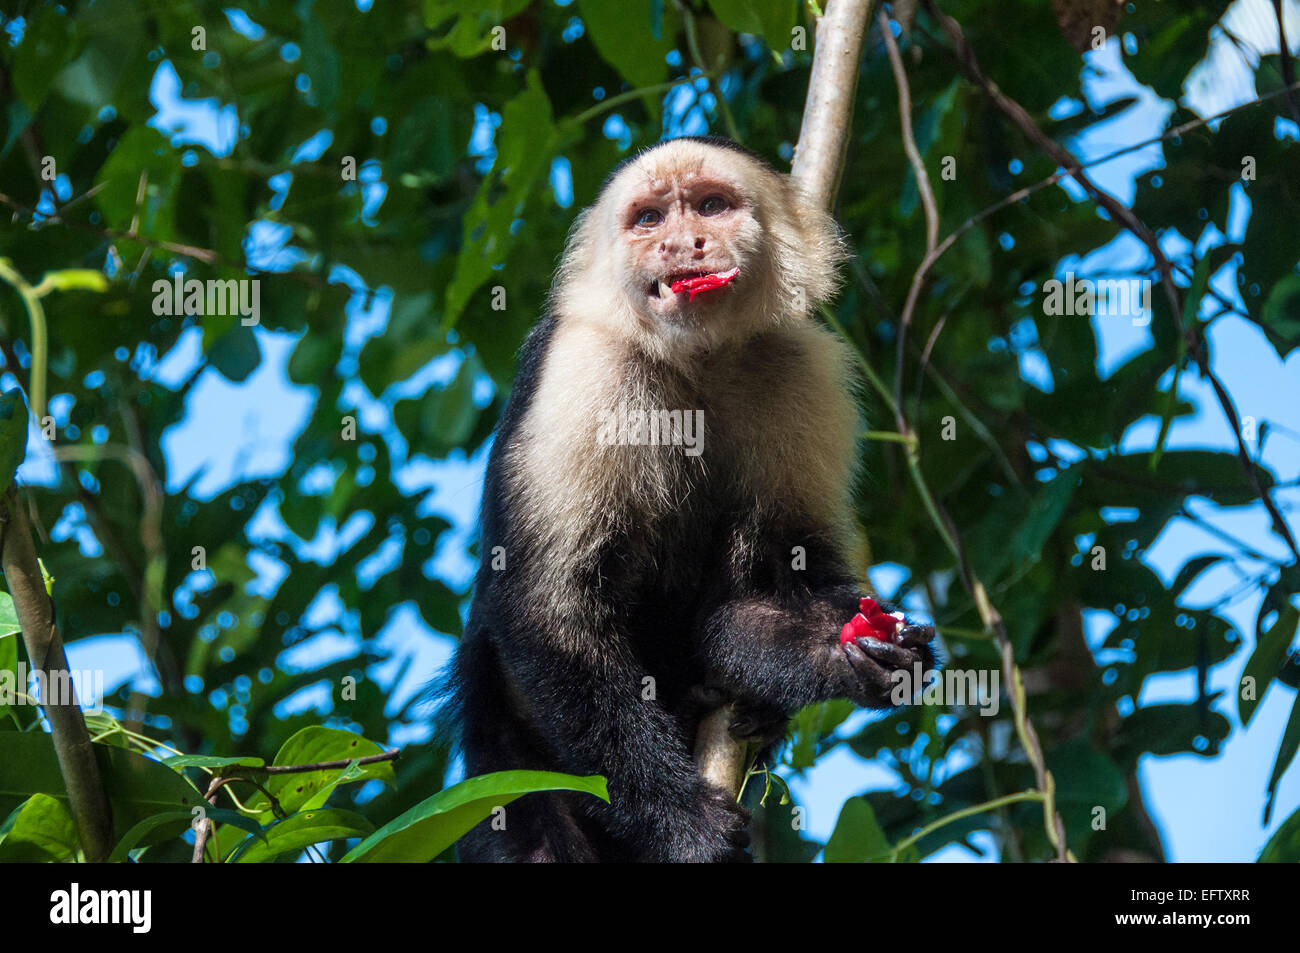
[{"x1": 553, "y1": 137, "x2": 846, "y2": 358}]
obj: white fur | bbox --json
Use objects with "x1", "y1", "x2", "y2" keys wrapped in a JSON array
[{"x1": 511, "y1": 141, "x2": 861, "y2": 613}]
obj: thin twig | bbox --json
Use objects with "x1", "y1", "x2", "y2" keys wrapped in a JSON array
[
  {"x1": 264, "y1": 749, "x2": 399, "y2": 774},
  {"x1": 878, "y1": 6, "x2": 938, "y2": 432},
  {"x1": 1274, "y1": 0, "x2": 1300, "y2": 125},
  {"x1": 890, "y1": 789, "x2": 1044, "y2": 860}
]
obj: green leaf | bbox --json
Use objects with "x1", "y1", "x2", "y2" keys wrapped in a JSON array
[
  {"x1": 969, "y1": 463, "x2": 1081, "y2": 582},
  {"x1": 287, "y1": 333, "x2": 339, "y2": 387},
  {"x1": 427, "y1": 356, "x2": 481, "y2": 446},
  {"x1": 0, "y1": 592, "x2": 20, "y2": 639},
  {"x1": 1119, "y1": 702, "x2": 1231, "y2": 757},
  {"x1": 244, "y1": 727, "x2": 394, "y2": 818},
  {"x1": 1181, "y1": 252, "x2": 1213, "y2": 327},
  {"x1": 340, "y1": 770, "x2": 609, "y2": 863},
  {"x1": 1264, "y1": 692, "x2": 1300, "y2": 824},
  {"x1": 1240, "y1": 602, "x2": 1298, "y2": 727},
  {"x1": 1262, "y1": 273, "x2": 1300, "y2": 347},
  {"x1": 824, "y1": 797, "x2": 892, "y2": 862},
  {"x1": 1048, "y1": 739, "x2": 1128, "y2": 846},
  {"x1": 358, "y1": 293, "x2": 449, "y2": 395},
  {"x1": 424, "y1": 0, "x2": 532, "y2": 57},
  {"x1": 1170, "y1": 554, "x2": 1223, "y2": 597},
  {"x1": 0, "y1": 632, "x2": 16, "y2": 725},
  {"x1": 0, "y1": 389, "x2": 30, "y2": 496},
  {"x1": 1013, "y1": 465, "x2": 1082, "y2": 563},
  {"x1": 299, "y1": 13, "x2": 340, "y2": 111},
  {"x1": 51, "y1": 0, "x2": 144, "y2": 111},
  {"x1": 84, "y1": 711, "x2": 133, "y2": 748},
  {"x1": 161, "y1": 754, "x2": 267, "y2": 770},
  {"x1": 395, "y1": 353, "x2": 484, "y2": 452},
  {"x1": 10, "y1": 6, "x2": 78, "y2": 113},
  {"x1": 107, "y1": 807, "x2": 265, "y2": 863},
  {"x1": 207, "y1": 324, "x2": 261, "y2": 383},
  {"x1": 0, "y1": 793, "x2": 78, "y2": 862},
  {"x1": 0, "y1": 733, "x2": 204, "y2": 838},
  {"x1": 1259, "y1": 802, "x2": 1300, "y2": 862},
  {"x1": 1093, "y1": 450, "x2": 1275, "y2": 508},
  {"x1": 443, "y1": 72, "x2": 561, "y2": 327},
  {"x1": 230, "y1": 808, "x2": 374, "y2": 863},
  {"x1": 93, "y1": 126, "x2": 181, "y2": 239},
  {"x1": 788, "y1": 699, "x2": 854, "y2": 770},
  {"x1": 579, "y1": 0, "x2": 678, "y2": 87},
  {"x1": 706, "y1": 0, "x2": 798, "y2": 52},
  {"x1": 33, "y1": 269, "x2": 110, "y2": 295}
]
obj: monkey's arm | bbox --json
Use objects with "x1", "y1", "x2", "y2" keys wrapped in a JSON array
[{"x1": 697, "y1": 515, "x2": 935, "y2": 714}]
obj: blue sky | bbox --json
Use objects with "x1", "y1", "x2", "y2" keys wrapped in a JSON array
[{"x1": 12, "y1": 0, "x2": 1299, "y2": 861}]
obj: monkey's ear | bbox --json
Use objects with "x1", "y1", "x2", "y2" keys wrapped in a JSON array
[
  {"x1": 776, "y1": 187, "x2": 847, "y2": 312},
  {"x1": 557, "y1": 208, "x2": 596, "y2": 277},
  {"x1": 550, "y1": 207, "x2": 600, "y2": 310}
]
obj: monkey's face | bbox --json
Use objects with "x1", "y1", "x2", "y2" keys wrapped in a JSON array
[
  {"x1": 552, "y1": 139, "x2": 845, "y2": 357},
  {"x1": 615, "y1": 170, "x2": 762, "y2": 324}
]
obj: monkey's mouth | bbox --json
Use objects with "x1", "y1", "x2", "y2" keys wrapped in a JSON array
[{"x1": 648, "y1": 267, "x2": 740, "y2": 302}]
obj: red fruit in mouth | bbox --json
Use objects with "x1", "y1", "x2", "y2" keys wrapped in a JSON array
[{"x1": 669, "y1": 266, "x2": 740, "y2": 300}]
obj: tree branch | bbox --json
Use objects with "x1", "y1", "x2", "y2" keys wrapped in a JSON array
[
  {"x1": 694, "y1": 0, "x2": 875, "y2": 799},
  {"x1": 0, "y1": 486, "x2": 114, "y2": 862},
  {"x1": 790, "y1": 0, "x2": 875, "y2": 209}
]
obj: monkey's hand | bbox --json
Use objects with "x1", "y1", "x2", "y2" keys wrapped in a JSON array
[
  {"x1": 657, "y1": 784, "x2": 752, "y2": 863},
  {"x1": 687, "y1": 684, "x2": 789, "y2": 748},
  {"x1": 727, "y1": 697, "x2": 790, "y2": 748},
  {"x1": 839, "y1": 601, "x2": 936, "y2": 709}
]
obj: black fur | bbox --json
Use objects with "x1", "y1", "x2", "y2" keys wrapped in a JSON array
[{"x1": 450, "y1": 317, "x2": 935, "y2": 863}]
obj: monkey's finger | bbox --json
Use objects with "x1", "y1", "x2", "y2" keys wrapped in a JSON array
[
  {"x1": 728, "y1": 715, "x2": 786, "y2": 744},
  {"x1": 843, "y1": 640, "x2": 897, "y2": 697},
  {"x1": 855, "y1": 637, "x2": 918, "y2": 669},
  {"x1": 898, "y1": 623, "x2": 935, "y2": 648}
]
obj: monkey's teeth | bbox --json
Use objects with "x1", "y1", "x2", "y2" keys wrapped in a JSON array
[{"x1": 659, "y1": 280, "x2": 674, "y2": 298}]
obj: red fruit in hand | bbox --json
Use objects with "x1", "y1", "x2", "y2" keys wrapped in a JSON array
[
  {"x1": 840, "y1": 612, "x2": 884, "y2": 645},
  {"x1": 855, "y1": 597, "x2": 905, "y2": 642}
]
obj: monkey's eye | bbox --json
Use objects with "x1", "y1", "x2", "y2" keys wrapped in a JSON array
[
  {"x1": 698, "y1": 195, "x2": 729, "y2": 216},
  {"x1": 635, "y1": 208, "x2": 663, "y2": 227}
]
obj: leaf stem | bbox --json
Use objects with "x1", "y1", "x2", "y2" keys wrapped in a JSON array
[
  {"x1": 890, "y1": 789, "x2": 1044, "y2": 860},
  {"x1": 0, "y1": 259, "x2": 48, "y2": 423}
]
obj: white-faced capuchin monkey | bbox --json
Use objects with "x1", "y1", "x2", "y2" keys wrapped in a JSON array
[{"x1": 451, "y1": 136, "x2": 936, "y2": 862}]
